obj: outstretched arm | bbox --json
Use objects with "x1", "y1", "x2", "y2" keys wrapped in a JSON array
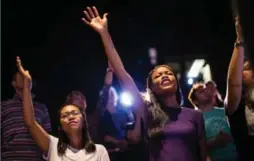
[
  {"x1": 97, "y1": 63, "x2": 113, "y2": 113},
  {"x1": 104, "y1": 62, "x2": 113, "y2": 85},
  {"x1": 224, "y1": 16, "x2": 245, "y2": 115},
  {"x1": 82, "y1": 7, "x2": 146, "y2": 141},
  {"x1": 16, "y1": 57, "x2": 50, "y2": 153}
]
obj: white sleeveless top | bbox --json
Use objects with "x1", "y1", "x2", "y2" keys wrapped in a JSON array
[{"x1": 44, "y1": 135, "x2": 110, "y2": 161}]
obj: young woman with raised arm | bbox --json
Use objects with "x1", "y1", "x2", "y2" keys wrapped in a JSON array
[{"x1": 82, "y1": 6, "x2": 209, "y2": 161}]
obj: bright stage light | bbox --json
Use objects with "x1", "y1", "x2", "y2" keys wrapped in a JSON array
[
  {"x1": 188, "y1": 78, "x2": 194, "y2": 85},
  {"x1": 188, "y1": 59, "x2": 205, "y2": 78},
  {"x1": 120, "y1": 92, "x2": 134, "y2": 107}
]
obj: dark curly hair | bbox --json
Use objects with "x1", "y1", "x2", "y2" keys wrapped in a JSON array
[
  {"x1": 141, "y1": 65, "x2": 183, "y2": 138},
  {"x1": 57, "y1": 103, "x2": 96, "y2": 155}
]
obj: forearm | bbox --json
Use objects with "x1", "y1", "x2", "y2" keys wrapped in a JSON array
[
  {"x1": 99, "y1": 85, "x2": 111, "y2": 109},
  {"x1": 99, "y1": 30, "x2": 145, "y2": 114},
  {"x1": 22, "y1": 80, "x2": 37, "y2": 127},
  {"x1": 225, "y1": 45, "x2": 244, "y2": 112},
  {"x1": 227, "y1": 46, "x2": 244, "y2": 86},
  {"x1": 104, "y1": 69, "x2": 113, "y2": 85},
  {"x1": 100, "y1": 31, "x2": 131, "y2": 84},
  {"x1": 104, "y1": 135, "x2": 118, "y2": 144},
  {"x1": 127, "y1": 112, "x2": 142, "y2": 143}
]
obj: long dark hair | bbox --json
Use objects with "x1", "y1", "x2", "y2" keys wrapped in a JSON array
[
  {"x1": 141, "y1": 65, "x2": 183, "y2": 138},
  {"x1": 57, "y1": 103, "x2": 96, "y2": 155}
]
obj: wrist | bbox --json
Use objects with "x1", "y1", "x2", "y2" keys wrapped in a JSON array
[
  {"x1": 107, "y1": 68, "x2": 113, "y2": 72},
  {"x1": 234, "y1": 41, "x2": 244, "y2": 48},
  {"x1": 24, "y1": 79, "x2": 31, "y2": 87},
  {"x1": 100, "y1": 30, "x2": 110, "y2": 37},
  {"x1": 236, "y1": 36, "x2": 244, "y2": 42},
  {"x1": 24, "y1": 79, "x2": 31, "y2": 83}
]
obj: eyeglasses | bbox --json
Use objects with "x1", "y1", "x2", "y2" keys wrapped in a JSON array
[{"x1": 60, "y1": 110, "x2": 81, "y2": 119}]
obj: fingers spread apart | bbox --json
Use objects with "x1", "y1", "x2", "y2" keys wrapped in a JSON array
[{"x1": 82, "y1": 6, "x2": 100, "y2": 24}]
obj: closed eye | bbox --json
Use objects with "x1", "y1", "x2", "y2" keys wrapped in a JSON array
[{"x1": 155, "y1": 75, "x2": 160, "y2": 79}]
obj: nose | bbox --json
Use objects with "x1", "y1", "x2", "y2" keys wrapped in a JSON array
[
  {"x1": 68, "y1": 114, "x2": 76, "y2": 120},
  {"x1": 204, "y1": 88, "x2": 211, "y2": 95},
  {"x1": 162, "y1": 75, "x2": 169, "y2": 80}
]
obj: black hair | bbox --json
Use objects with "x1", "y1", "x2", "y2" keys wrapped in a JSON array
[
  {"x1": 57, "y1": 103, "x2": 95, "y2": 155},
  {"x1": 142, "y1": 65, "x2": 183, "y2": 138}
]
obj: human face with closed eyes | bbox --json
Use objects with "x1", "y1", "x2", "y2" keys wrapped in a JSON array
[
  {"x1": 60, "y1": 105, "x2": 84, "y2": 134},
  {"x1": 150, "y1": 66, "x2": 177, "y2": 95}
]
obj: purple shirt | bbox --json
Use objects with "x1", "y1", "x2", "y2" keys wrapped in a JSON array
[
  {"x1": 148, "y1": 107, "x2": 205, "y2": 161},
  {"x1": 1, "y1": 94, "x2": 52, "y2": 161}
]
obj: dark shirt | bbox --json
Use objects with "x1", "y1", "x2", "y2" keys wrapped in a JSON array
[
  {"x1": 100, "y1": 108, "x2": 129, "y2": 150},
  {"x1": 87, "y1": 85, "x2": 111, "y2": 144},
  {"x1": 227, "y1": 99, "x2": 254, "y2": 161},
  {"x1": 97, "y1": 85, "x2": 130, "y2": 149},
  {"x1": 1, "y1": 94, "x2": 52, "y2": 161},
  {"x1": 148, "y1": 107, "x2": 205, "y2": 161}
]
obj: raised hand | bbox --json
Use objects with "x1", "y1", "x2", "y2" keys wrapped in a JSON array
[
  {"x1": 82, "y1": 6, "x2": 108, "y2": 34},
  {"x1": 16, "y1": 56, "x2": 32, "y2": 81},
  {"x1": 235, "y1": 16, "x2": 243, "y2": 41}
]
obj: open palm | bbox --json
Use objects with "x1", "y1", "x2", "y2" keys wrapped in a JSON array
[
  {"x1": 16, "y1": 56, "x2": 32, "y2": 81},
  {"x1": 82, "y1": 6, "x2": 108, "y2": 33}
]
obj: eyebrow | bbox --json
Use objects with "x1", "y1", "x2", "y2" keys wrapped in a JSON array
[{"x1": 61, "y1": 110, "x2": 79, "y2": 114}]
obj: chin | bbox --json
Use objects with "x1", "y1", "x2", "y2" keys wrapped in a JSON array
[
  {"x1": 160, "y1": 85, "x2": 176, "y2": 93},
  {"x1": 69, "y1": 126, "x2": 82, "y2": 133}
]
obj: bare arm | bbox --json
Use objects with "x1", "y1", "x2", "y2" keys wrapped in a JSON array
[
  {"x1": 82, "y1": 7, "x2": 147, "y2": 142},
  {"x1": 97, "y1": 66, "x2": 113, "y2": 112},
  {"x1": 16, "y1": 57, "x2": 50, "y2": 154},
  {"x1": 104, "y1": 135, "x2": 119, "y2": 144},
  {"x1": 104, "y1": 62, "x2": 113, "y2": 85},
  {"x1": 224, "y1": 16, "x2": 244, "y2": 115},
  {"x1": 127, "y1": 112, "x2": 142, "y2": 144},
  {"x1": 99, "y1": 31, "x2": 145, "y2": 110}
]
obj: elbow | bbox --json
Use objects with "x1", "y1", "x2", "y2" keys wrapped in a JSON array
[{"x1": 224, "y1": 97, "x2": 240, "y2": 115}]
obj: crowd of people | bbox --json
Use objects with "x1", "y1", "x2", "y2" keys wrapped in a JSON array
[{"x1": 1, "y1": 5, "x2": 254, "y2": 161}]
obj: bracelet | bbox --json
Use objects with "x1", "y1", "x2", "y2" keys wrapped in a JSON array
[
  {"x1": 234, "y1": 41, "x2": 244, "y2": 48},
  {"x1": 107, "y1": 68, "x2": 113, "y2": 72}
]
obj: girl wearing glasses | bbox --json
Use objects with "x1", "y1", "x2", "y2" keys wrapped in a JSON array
[{"x1": 16, "y1": 57, "x2": 110, "y2": 161}]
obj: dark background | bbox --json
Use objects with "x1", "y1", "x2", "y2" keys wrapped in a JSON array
[{"x1": 2, "y1": 0, "x2": 238, "y2": 133}]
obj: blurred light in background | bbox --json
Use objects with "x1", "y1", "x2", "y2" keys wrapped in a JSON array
[
  {"x1": 186, "y1": 59, "x2": 212, "y2": 85},
  {"x1": 187, "y1": 59, "x2": 205, "y2": 78},
  {"x1": 187, "y1": 78, "x2": 194, "y2": 85},
  {"x1": 201, "y1": 64, "x2": 212, "y2": 82},
  {"x1": 120, "y1": 91, "x2": 134, "y2": 107},
  {"x1": 148, "y1": 47, "x2": 158, "y2": 65},
  {"x1": 250, "y1": 88, "x2": 254, "y2": 102}
]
